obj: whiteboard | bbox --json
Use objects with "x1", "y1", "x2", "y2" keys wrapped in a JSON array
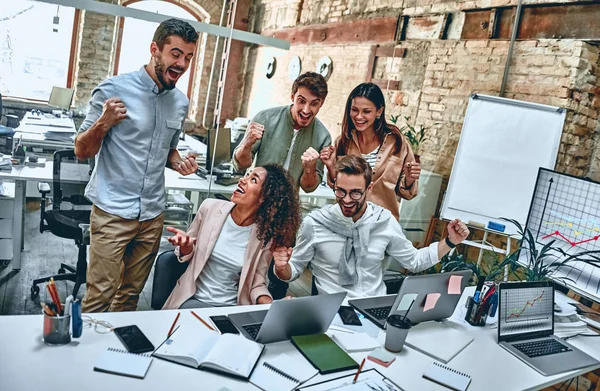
[{"x1": 440, "y1": 94, "x2": 565, "y2": 236}]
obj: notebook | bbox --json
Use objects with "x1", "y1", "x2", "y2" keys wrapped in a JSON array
[
  {"x1": 406, "y1": 322, "x2": 473, "y2": 363},
  {"x1": 331, "y1": 332, "x2": 380, "y2": 352},
  {"x1": 297, "y1": 369, "x2": 402, "y2": 391},
  {"x1": 291, "y1": 333, "x2": 359, "y2": 374},
  {"x1": 250, "y1": 353, "x2": 318, "y2": 391},
  {"x1": 153, "y1": 325, "x2": 264, "y2": 380},
  {"x1": 422, "y1": 361, "x2": 471, "y2": 391},
  {"x1": 94, "y1": 347, "x2": 153, "y2": 379}
]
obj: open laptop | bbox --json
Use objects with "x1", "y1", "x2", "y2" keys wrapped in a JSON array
[
  {"x1": 228, "y1": 292, "x2": 346, "y2": 344},
  {"x1": 498, "y1": 281, "x2": 599, "y2": 376},
  {"x1": 349, "y1": 270, "x2": 472, "y2": 328}
]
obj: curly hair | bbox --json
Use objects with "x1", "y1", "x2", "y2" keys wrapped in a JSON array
[{"x1": 254, "y1": 164, "x2": 302, "y2": 248}]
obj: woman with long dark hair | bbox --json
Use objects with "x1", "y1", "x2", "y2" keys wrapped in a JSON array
[
  {"x1": 162, "y1": 164, "x2": 302, "y2": 309},
  {"x1": 320, "y1": 83, "x2": 420, "y2": 220}
]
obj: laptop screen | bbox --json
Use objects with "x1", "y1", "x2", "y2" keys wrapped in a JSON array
[{"x1": 498, "y1": 281, "x2": 554, "y2": 342}]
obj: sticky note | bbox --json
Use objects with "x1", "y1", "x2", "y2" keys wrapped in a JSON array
[
  {"x1": 448, "y1": 275, "x2": 463, "y2": 295},
  {"x1": 396, "y1": 293, "x2": 418, "y2": 312},
  {"x1": 423, "y1": 293, "x2": 441, "y2": 312}
]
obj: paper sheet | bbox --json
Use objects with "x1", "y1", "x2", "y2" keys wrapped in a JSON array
[
  {"x1": 424, "y1": 293, "x2": 441, "y2": 312},
  {"x1": 448, "y1": 275, "x2": 462, "y2": 295},
  {"x1": 396, "y1": 293, "x2": 418, "y2": 312}
]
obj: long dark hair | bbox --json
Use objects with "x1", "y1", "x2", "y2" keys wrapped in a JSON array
[
  {"x1": 254, "y1": 164, "x2": 302, "y2": 248},
  {"x1": 337, "y1": 83, "x2": 403, "y2": 156}
]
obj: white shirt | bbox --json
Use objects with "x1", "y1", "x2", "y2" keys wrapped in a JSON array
[
  {"x1": 194, "y1": 215, "x2": 254, "y2": 306},
  {"x1": 283, "y1": 129, "x2": 300, "y2": 170},
  {"x1": 278, "y1": 203, "x2": 439, "y2": 298}
]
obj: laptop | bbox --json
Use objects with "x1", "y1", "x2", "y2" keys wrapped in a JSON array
[
  {"x1": 349, "y1": 270, "x2": 472, "y2": 328},
  {"x1": 228, "y1": 292, "x2": 346, "y2": 344},
  {"x1": 498, "y1": 281, "x2": 599, "y2": 376}
]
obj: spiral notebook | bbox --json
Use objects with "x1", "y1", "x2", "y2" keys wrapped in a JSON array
[
  {"x1": 422, "y1": 361, "x2": 471, "y2": 391},
  {"x1": 250, "y1": 353, "x2": 318, "y2": 391},
  {"x1": 94, "y1": 347, "x2": 153, "y2": 379}
]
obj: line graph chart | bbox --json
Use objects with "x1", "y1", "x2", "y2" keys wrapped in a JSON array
[
  {"x1": 524, "y1": 168, "x2": 600, "y2": 302},
  {"x1": 500, "y1": 286, "x2": 552, "y2": 336}
]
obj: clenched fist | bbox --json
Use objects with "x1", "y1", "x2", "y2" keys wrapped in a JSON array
[
  {"x1": 176, "y1": 153, "x2": 198, "y2": 176},
  {"x1": 301, "y1": 147, "x2": 320, "y2": 172},
  {"x1": 273, "y1": 246, "x2": 293, "y2": 280},
  {"x1": 320, "y1": 145, "x2": 336, "y2": 168},
  {"x1": 404, "y1": 161, "x2": 421, "y2": 185},
  {"x1": 446, "y1": 219, "x2": 469, "y2": 246},
  {"x1": 101, "y1": 97, "x2": 127, "y2": 129},
  {"x1": 242, "y1": 122, "x2": 264, "y2": 147}
]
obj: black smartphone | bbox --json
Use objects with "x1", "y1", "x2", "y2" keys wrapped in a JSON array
[
  {"x1": 338, "y1": 305, "x2": 362, "y2": 326},
  {"x1": 209, "y1": 315, "x2": 239, "y2": 334},
  {"x1": 113, "y1": 325, "x2": 155, "y2": 354}
]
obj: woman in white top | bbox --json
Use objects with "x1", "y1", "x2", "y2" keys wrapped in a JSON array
[{"x1": 162, "y1": 164, "x2": 302, "y2": 309}]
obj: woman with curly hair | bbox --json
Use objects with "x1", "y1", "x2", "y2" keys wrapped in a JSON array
[{"x1": 162, "y1": 164, "x2": 301, "y2": 309}]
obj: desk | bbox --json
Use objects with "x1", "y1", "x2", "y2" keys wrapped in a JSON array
[{"x1": 1, "y1": 288, "x2": 599, "y2": 391}]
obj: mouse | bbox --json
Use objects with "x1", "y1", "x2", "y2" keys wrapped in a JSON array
[{"x1": 29, "y1": 155, "x2": 38, "y2": 163}]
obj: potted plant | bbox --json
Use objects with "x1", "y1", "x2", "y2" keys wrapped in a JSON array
[{"x1": 389, "y1": 115, "x2": 428, "y2": 162}]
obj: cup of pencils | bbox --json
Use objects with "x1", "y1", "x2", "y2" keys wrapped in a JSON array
[
  {"x1": 41, "y1": 278, "x2": 76, "y2": 345},
  {"x1": 465, "y1": 281, "x2": 498, "y2": 327}
]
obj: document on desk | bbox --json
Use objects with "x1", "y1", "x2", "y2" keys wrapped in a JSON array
[
  {"x1": 298, "y1": 369, "x2": 403, "y2": 391},
  {"x1": 405, "y1": 322, "x2": 474, "y2": 363}
]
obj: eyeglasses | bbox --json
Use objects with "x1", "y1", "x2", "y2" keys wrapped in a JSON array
[
  {"x1": 83, "y1": 315, "x2": 114, "y2": 334},
  {"x1": 333, "y1": 187, "x2": 365, "y2": 201}
]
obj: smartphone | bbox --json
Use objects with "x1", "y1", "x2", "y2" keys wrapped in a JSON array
[
  {"x1": 338, "y1": 305, "x2": 362, "y2": 326},
  {"x1": 209, "y1": 315, "x2": 239, "y2": 335},
  {"x1": 113, "y1": 325, "x2": 155, "y2": 354}
]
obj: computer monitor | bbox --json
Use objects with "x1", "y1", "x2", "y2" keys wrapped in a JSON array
[
  {"x1": 48, "y1": 87, "x2": 75, "y2": 111},
  {"x1": 205, "y1": 127, "x2": 231, "y2": 171}
]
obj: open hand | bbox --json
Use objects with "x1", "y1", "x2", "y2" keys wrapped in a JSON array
[
  {"x1": 446, "y1": 219, "x2": 469, "y2": 246},
  {"x1": 166, "y1": 226, "x2": 196, "y2": 255}
]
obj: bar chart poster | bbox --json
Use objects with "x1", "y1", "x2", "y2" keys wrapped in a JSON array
[{"x1": 523, "y1": 168, "x2": 600, "y2": 302}]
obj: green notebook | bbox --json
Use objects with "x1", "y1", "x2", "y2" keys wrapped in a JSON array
[{"x1": 291, "y1": 334, "x2": 359, "y2": 374}]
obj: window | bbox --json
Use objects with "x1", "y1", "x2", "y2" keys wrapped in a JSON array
[
  {"x1": 0, "y1": 1, "x2": 76, "y2": 101},
  {"x1": 116, "y1": 1, "x2": 199, "y2": 96}
]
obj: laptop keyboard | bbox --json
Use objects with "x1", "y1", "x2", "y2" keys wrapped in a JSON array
[
  {"x1": 241, "y1": 323, "x2": 262, "y2": 340},
  {"x1": 513, "y1": 339, "x2": 572, "y2": 358},
  {"x1": 365, "y1": 306, "x2": 392, "y2": 320}
]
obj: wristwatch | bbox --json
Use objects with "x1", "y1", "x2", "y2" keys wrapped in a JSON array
[{"x1": 445, "y1": 236, "x2": 457, "y2": 248}]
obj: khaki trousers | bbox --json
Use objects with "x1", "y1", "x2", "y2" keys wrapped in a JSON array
[{"x1": 82, "y1": 205, "x2": 164, "y2": 313}]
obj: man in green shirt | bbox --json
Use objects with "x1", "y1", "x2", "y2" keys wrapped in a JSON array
[{"x1": 233, "y1": 72, "x2": 331, "y2": 193}]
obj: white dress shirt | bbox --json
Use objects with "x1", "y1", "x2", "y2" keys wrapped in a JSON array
[{"x1": 277, "y1": 203, "x2": 439, "y2": 298}]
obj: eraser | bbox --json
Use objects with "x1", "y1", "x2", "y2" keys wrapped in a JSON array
[
  {"x1": 487, "y1": 221, "x2": 506, "y2": 232},
  {"x1": 468, "y1": 220, "x2": 485, "y2": 228}
]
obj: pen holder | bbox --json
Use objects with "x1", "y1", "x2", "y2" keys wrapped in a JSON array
[
  {"x1": 43, "y1": 312, "x2": 71, "y2": 345},
  {"x1": 465, "y1": 296, "x2": 488, "y2": 327}
]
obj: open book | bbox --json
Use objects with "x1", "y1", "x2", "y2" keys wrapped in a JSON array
[{"x1": 153, "y1": 325, "x2": 264, "y2": 379}]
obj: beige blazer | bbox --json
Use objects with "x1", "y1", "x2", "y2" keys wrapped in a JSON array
[{"x1": 162, "y1": 199, "x2": 273, "y2": 309}]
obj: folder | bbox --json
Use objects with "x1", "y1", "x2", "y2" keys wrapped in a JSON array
[{"x1": 291, "y1": 333, "x2": 358, "y2": 374}]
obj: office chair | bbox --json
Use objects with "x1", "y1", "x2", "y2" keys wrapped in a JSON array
[
  {"x1": 31, "y1": 149, "x2": 92, "y2": 298},
  {"x1": 151, "y1": 250, "x2": 189, "y2": 310},
  {"x1": 0, "y1": 93, "x2": 20, "y2": 128}
]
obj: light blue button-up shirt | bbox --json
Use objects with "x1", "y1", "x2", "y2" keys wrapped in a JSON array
[{"x1": 79, "y1": 66, "x2": 189, "y2": 221}]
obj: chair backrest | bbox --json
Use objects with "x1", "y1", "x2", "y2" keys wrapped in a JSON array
[
  {"x1": 0, "y1": 92, "x2": 3, "y2": 119},
  {"x1": 152, "y1": 250, "x2": 189, "y2": 310},
  {"x1": 52, "y1": 149, "x2": 92, "y2": 212}
]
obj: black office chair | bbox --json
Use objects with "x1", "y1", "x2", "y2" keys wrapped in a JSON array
[
  {"x1": 151, "y1": 250, "x2": 189, "y2": 310},
  {"x1": 31, "y1": 149, "x2": 92, "y2": 298},
  {"x1": 0, "y1": 93, "x2": 21, "y2": 128}
]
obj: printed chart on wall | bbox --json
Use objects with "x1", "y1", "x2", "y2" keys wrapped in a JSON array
[{"x1": 523, "y1": 168, "x2": 600, "y2": 302}]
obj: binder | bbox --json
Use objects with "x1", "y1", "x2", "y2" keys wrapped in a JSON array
[{"x1": 422, "y1": 361, "x2": 471, "y2": 391}]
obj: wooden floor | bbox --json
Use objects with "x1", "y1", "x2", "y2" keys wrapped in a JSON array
[{"x1": 0, "y1": 200, "x2": 311, "y2": 315}]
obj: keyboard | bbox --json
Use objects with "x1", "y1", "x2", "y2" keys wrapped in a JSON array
[
  {"x1": 365, "y1": 306, "x2": 392, "y2": 320},
  {"x1": 513, "y1": 338, "x2": 572, "y2": 358},
  {"x1": 241, "y1": 323, "x2": 262, "y2": 340}
]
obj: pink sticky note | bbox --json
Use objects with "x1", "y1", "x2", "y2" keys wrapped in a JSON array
[
  {"x1": 448, "y1": 275, "x2": 463, "y2": 295},
  {"x1": 423, "y1": 293, "x2": 441, "y2": 312}
]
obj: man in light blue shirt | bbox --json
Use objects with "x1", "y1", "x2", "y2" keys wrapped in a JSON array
[{"x1": 75, "y1": 19, "x2": 199, "y2": 312}]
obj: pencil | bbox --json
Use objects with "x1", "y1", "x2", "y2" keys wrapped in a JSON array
[
  {"x1": 353, "y1": 358, "x2": 366, "y2": 384},
  {"x1": 190, "y1": 310, "x2": 215, "y2": 331},
  {"x1": 48, "y1": 278, "x2": 62, "y2": 314},
  {"x1": 168, "y1": 312, "x2": 181, "y2": 337}
]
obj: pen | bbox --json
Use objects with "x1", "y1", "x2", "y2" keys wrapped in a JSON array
[
  {"x1": 353, "y1": 358, "x2": 366, "y2": 384},
  {"x1": 473, "y1": 278, "x2": 485, "y2": 302},
  {"x1": 190, "y1": 311, "x2": 215, "y2": 331},
  {"x1": 168, "y1": 312, "x2": 181, "y2": 337}
]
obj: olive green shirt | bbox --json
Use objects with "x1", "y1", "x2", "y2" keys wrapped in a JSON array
[{"x1": 232, "y1": 105, "x2": 332, "y2": 193}]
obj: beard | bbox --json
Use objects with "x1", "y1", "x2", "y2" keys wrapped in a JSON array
[
  {"x1": 338, "y1": 196, "x2": 367, "y2": 218},
  {"x1": 153, "y1": 53, "x2": 182, "y2": 91}
]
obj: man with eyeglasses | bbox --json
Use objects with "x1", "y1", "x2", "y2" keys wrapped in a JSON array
[{"x1": 273, "y1": 155, "x2": 470, "y2": 298}]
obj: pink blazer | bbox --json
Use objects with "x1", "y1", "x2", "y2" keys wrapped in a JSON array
[{"x1": 162, "y1": 199, "x2": 273, "y2": 310}]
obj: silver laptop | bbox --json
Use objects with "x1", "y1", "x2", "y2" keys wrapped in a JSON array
[
  {"x1": 498, "y1": 281, "x2": 599, "y2": 376},
  {"x1": 228, "y1": 292, "x2": 346, "y2": 344},
  {"x1": 349, "y1": 270, "x2": 472, "y2": 328}
]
